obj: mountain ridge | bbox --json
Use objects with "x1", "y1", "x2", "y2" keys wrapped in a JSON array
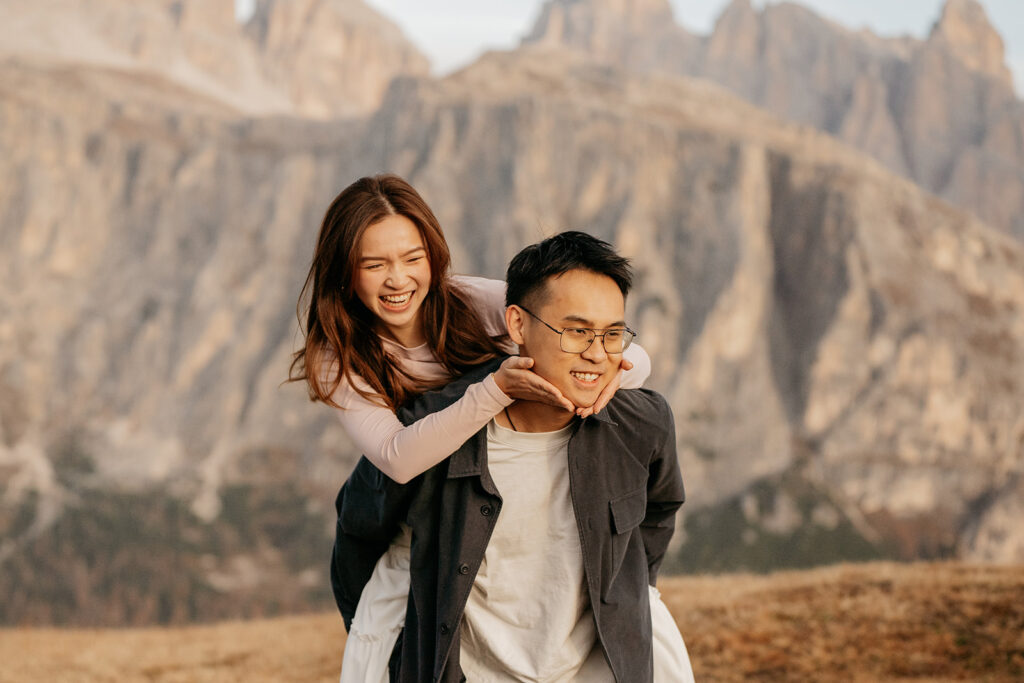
[{"x1": 525, "y1": 0, "x2": 1024, "y2": 240}]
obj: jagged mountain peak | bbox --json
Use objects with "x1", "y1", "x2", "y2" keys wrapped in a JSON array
[
  {"x1": 246, "y1": 0, "x2": 429, "y2": 118},
  {"x1": 537, "y1": 0, "x2": 675, "y2": 16},
  {"x1": 519, "y1": 0, "x2": 1024, "y2": 240},
  {"x1": 248, "y1": 0, "x2": 420, "y2": 44},
  {"x1": 526, "y1": 0, "x2": 678, "y2": 46},
  {"x1": 166, "y1": 0, "x2": 237, "y2": 33},
  {"x1": 716, "y1": 0, "x2": 755, "y2": 20},
  {"x1": 928, "y1": 0, "x2": 1012, "y2": 86},
  {"x1": 0, "y1": 0, "x2": 428, "y2": 118},
  {"x1": 523, "y1": 0, "x2": 700, "y2": 72}
]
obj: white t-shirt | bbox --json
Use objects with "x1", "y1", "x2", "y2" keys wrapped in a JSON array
[{"x1": 459, "y1": 419, "x2": 614, "y2": 682}]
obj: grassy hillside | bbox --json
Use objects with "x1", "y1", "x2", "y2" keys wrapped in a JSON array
[{"x1": 2, "y1": 562, "x2": 1021, "y2": 682}]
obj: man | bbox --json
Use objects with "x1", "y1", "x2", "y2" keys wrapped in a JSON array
[{"x1": 332, "y1": 231, "x2": 687, "y2": 682}]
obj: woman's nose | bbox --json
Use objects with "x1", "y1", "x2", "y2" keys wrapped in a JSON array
[{"x1": 385, "y1": 263, "x2": 408, "y2": 287}]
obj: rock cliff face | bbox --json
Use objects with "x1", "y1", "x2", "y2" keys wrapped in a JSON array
[
  {"x1": 522, "y1": 0, "x2": 702, "y2": 71},
  {"x1": 0, "y1": 0, "x2": 428, "y2": 117},
  {"x1": 525, "y1": 0, "x2": 1024, "y2": 241},
  {"x1": 1, "y1": 3, "x2": 1023, "y2": 626},
  {"x1": 246, "y1": 0, "x2": 430, "y2": 118},
  {"x1": 931, "y1": 0, "x2": 1014, "y2": 88}
]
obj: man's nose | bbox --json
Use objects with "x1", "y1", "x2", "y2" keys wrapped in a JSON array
[{"x1": 580, "y1": 335, "x2": 609, "y2": 362}]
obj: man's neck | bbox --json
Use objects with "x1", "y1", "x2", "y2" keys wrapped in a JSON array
[{"x1": 504, "y1": 400, "x2": 576, "y2": 433}]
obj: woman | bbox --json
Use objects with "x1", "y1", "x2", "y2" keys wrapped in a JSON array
[{"x1": 290, "y1": 175, "x2": 684, "y2": 681}]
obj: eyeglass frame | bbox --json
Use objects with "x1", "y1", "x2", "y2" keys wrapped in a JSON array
[{"x1": 518, "y1": 306, "x2": 637, "y2": 354}]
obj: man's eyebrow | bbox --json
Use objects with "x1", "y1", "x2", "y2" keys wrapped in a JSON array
[
  {"x1": 359, "y1": 246, "x2": 425, "y2": 262},
  {"x1": 560, "y1": 315, "x2": 627, "y2": 328}
]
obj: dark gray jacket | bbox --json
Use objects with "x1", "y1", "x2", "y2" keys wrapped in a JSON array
[{"x1": 331, "y1": 358, "x2": 685, "y2": 683}]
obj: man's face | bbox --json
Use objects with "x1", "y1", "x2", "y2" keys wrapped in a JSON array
[{"x1": 509, "y1": 269, "x2": 626, "y2": 409}]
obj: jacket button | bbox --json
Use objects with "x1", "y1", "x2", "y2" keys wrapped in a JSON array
[
  {"x1": 439, "y1": 623, "x2": 450, "y2": 635},
  {"x1": 480, "y1": 505, "x2": 492, "y2": 516},
  {"x1": 458, "y1": 563, "x2": 470, "y2": 575}
]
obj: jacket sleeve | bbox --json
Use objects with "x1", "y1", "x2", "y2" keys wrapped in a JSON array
[
  {"x1": 330, "y1": 456, "x2": 417, "y2": 630},
  {"x1": 641, "y1": 397, "x2": 685, "y2": 585}
]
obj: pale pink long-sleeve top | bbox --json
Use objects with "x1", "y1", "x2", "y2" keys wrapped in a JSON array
[{"x1": 329, "y1": 276, "x2": 651, "y2": 484}]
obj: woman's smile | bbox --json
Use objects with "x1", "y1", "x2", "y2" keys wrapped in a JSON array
[{"x1": 379, "y1": 291, "x2": 415, "y2": 310}]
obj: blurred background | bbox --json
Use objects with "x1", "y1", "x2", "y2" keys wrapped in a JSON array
[{"x1": 1, "y1": 0, "x2": 1022, "y2": 630}]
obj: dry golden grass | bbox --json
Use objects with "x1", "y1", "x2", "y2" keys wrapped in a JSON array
[
  {"x1": 666, "y1": 562, "x2": 1024, "y2": 681},
  {"x1": 2, "y1": 562, "x2": 1021, "y2": 682}
]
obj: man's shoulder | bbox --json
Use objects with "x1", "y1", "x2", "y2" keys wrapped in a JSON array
[{"x1": 602, "y1": 388, "x2": 674, "y2": 438}]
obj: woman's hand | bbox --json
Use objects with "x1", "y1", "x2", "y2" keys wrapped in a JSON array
[
  {"x1": 576, "y1": 358, "x2": 633, "y2": 418},
  {"x1": 493, "y1": 356, "x2": 575, "y2": 413}
]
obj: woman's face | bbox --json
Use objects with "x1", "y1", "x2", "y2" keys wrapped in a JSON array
[{"x1": 353, "y1": 214, "x2": 432, "y2": 347}]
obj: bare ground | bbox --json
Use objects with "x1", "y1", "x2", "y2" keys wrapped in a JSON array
[{"x1": 2, "y1": 562, "x2": 1022, "y2": 682}]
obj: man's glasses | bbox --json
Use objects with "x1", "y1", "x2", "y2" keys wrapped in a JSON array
[{"x1": 519, "y1": 307, "x2": 636, "y2": 354}]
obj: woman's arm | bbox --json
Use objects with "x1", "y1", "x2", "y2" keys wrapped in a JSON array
[
  {"x1": 332, "y1": 372, "x2": 512, "y2": 485},
  {"x1": 332, "y1": 354, "x2": 572, "y2": 484},
  {"x1": 620, "y1": 342, "x2": 651, "y2": 389}
]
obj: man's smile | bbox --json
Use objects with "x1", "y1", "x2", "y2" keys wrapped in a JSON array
[{"x1": 569, "y1": 370, "x2": 603, "y2": 385}]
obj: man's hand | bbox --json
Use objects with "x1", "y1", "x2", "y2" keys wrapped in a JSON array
[
  {"x1": 576, "y1": 358, "x2": 633, "y2": 418},
  {"x1": 493, "y1": 356, "x2": 575, "y2": 412}
]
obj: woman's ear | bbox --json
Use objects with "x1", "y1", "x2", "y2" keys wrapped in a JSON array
[{"x1": 505, "y1": 305, "x2": 526, "y2": 345}]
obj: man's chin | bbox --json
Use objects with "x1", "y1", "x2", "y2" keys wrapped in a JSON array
[{"x1": 565, "y1": 385, "x2": 610, "y2": 411}]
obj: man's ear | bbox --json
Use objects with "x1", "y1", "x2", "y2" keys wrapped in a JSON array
[{"x1": 505, "y1": 305, "x2": 526, "y2": 345}]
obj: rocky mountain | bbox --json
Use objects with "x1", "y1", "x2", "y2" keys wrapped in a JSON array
[
  {"x1": 523, "y1": 0, "x2": 703, "y2": 71},
  {"x1": 246, "y1": 0, "x2": 430, "y2": 117},
  {"x1": 1, "y1": 2, "x2": 1022, "y2": 625},
  {"x1": 525, "y1": 0, "x2": 1024, "y2": 242},
  {"x1": 0, "y1": 0, "x2": 428, "y2": 117}
]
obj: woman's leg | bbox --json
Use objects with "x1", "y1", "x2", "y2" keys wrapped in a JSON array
[
  {"x1": 339, "y1": 528, "x2": 412, "y2": 683},
  {"x1": 650, "y1": 584, "x2": 695, "y2": 683}
]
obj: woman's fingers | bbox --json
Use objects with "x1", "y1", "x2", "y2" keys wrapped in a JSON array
[
  {"x1": 496, "y1": 356, "x2": 634, "y2": 415},
  {"x1": 520, "y1": 373, "x2": 575, "y2": 412},
  {"x1": 493, "y1": 356, "x2": 533, "y2": 395},
  {"x1": 502, "y1": 356, "x2": 534, "y2": 371},
  {"x1": 589, "y1": 366, "x2": 624, "y2": 415},
  {"x1": 496, "y1": 357, "x2": 574, "y2": 412}
]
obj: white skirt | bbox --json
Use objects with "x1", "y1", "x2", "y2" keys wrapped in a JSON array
[
  {"x1": 340, "y1": 531, "x2": 695, "y2": 683},
  {"x1": 339, "y1": 526, "x2": 412, "y2": 683}
]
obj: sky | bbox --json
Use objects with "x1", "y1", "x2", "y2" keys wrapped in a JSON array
[{"x1": 236, "y1": 1, "x2": 1023, "y2": 94}]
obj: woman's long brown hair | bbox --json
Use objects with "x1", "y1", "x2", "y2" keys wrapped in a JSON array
[{"x1": 289, "y1": 174, "x2": 505, "y2": 410}]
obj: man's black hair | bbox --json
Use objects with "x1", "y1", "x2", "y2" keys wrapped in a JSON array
[{"x1": 505, "y1": 230, "x2": 633, "y2": 308}]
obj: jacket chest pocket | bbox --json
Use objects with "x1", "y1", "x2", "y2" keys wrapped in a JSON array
[
  {"x1": 610, "y1": 486, "x2": 647, "y2": 534},
  {"x1": 604, "y1": 486, "x2": 646, "y2": 597}
]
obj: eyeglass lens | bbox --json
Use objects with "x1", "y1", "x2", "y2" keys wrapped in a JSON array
[{"x1": 560, "y1": 328, "x2": 633, "y2": 353}]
